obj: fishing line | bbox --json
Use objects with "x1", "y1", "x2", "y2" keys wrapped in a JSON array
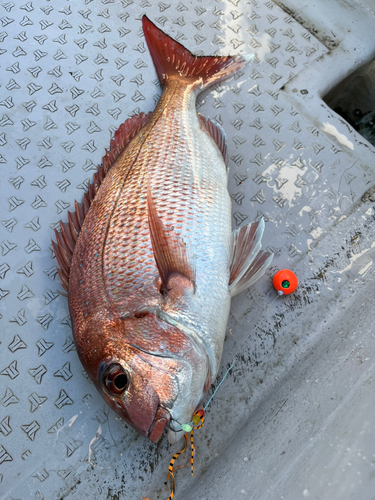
[
  {"x1": 181, "y1": 285, "x2": 286, "y2": 429},
  {"x1": 202, "y1": 290, "x2": 282, "y2": 411},
  {"x1": 158, "y1": 290, "x2": 284, "y2": 500},
  {"x1": 199, "y1": 268, "x2": 298, "y2": 415},
  {"x1": 144, "y1": 270, "x2": 298, "y2": 500}
]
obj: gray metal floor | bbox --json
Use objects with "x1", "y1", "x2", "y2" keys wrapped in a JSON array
[{"x1": 0, "y1": 1, "x2": 375, "y2": 499}]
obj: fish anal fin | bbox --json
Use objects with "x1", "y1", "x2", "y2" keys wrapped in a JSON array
[
  {"x1": 229, "y1": 219, "x2": 273, "y2": 297},
  {"x1": 52, "y1": 112, "x2": 152, "y2": 293},
  {"x1": 198, "y1": 114, "x2": 228, "y2": 166},
  {"x1": 147, "y1": 185, "x2": 195, "y2": 295}
]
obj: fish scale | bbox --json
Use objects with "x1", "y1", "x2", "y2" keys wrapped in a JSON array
[
  {"x1": 120, "y1": 85, "x2": 227, "y2": 364},
  {"x1": 84, "y1": 81, "x2": 231, "y2": 356}
]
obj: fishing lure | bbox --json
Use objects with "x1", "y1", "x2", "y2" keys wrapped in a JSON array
[{"x1": 165, "y1": 410, "x2": 205, "y2": 500}]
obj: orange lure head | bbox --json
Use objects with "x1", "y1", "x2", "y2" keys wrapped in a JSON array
[{"x1": 74, "y1": 311, "x2": 210, "y2": 443}]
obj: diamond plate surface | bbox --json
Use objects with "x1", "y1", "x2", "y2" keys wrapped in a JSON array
[{"x1": 0, "y1": 1, "x2": 373, "y2": 499}]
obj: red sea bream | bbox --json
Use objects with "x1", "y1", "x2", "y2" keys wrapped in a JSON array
[{"x1": 52, "y1": 16, "x2": 273, "y2": 444}]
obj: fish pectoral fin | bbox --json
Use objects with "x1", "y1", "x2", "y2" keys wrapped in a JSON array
[
  {"x1": 228, "y1": 219, "x2": 273, "y2": 297},
  {"x1": 198, "y1": 114, "x2": 228, "y2": 168},
  {"x1": 147, "y1": 185, "x2": 195, "y2": 295}
]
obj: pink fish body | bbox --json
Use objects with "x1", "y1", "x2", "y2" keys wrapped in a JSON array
[{"x1": 52, "y1": 16, "x2": 273, "y2": 444}]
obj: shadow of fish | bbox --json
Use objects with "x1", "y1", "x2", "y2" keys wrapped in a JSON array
[{"x1": 52, "y1": 16, "x2": 273, "y2": 445}]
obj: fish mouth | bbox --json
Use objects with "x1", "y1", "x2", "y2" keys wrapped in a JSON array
[
  {"x1": 148, "y1": 407, "x2": 171, "y2": 442},
  {"x1": 111, "y1": 399, "x2": 170, "y2": 442}
]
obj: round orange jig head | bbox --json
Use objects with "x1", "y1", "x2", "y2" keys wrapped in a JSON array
[{"x1": 273, "y1": 269, "x2": 298, "y2": 295}]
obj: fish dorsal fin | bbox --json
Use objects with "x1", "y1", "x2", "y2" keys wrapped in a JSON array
[
  {"x1": 147, "y1": 185, "x2": 195, "y2": 294},
  {"x1": 198, "y1": 114, "x2": 228, "y2": 166},
  {"x1": 52, "y1": 112, "x2": 152, "y2": 292},
  {"x1": 102, "y1": 112, "x2": 152, "y2": 175},
  {"x1": 229, "y1": 219, "x2": 273, "y2": 297}
]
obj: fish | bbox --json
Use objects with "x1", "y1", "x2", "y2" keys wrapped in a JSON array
[{"x1": 52, "y1": 15, "x2": 273, "y2": 445}]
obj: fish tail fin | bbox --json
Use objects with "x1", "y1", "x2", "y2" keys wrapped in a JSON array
[{"x1": 142, "y1": 16, "x2": 253, "y2": 91}]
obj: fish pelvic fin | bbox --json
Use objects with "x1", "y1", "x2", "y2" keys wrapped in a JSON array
[
  {"x1": 52, "y1": 112, "x2": 152, "y2": 293},
  {"x1": 142, "y1": 15, "x2": 253, "y2": 91},
  {"x1": 228, "y1": 219, "x2": 273, "y2": 297},
  {"x1": 198, "y1": 114, "x2": 228, "y2": 168},
  {"x1": 147, "y1": 184, "x2": 195, "y2": 295}
]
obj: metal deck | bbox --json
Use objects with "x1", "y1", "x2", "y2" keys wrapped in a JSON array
[{"x1": 0, "y1": 1, "x2": 375, "y2": 499}]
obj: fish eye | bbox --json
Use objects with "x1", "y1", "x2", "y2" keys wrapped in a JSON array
[{"x1": 101, "y1": 363, "x2": 129, "y2": 396}]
